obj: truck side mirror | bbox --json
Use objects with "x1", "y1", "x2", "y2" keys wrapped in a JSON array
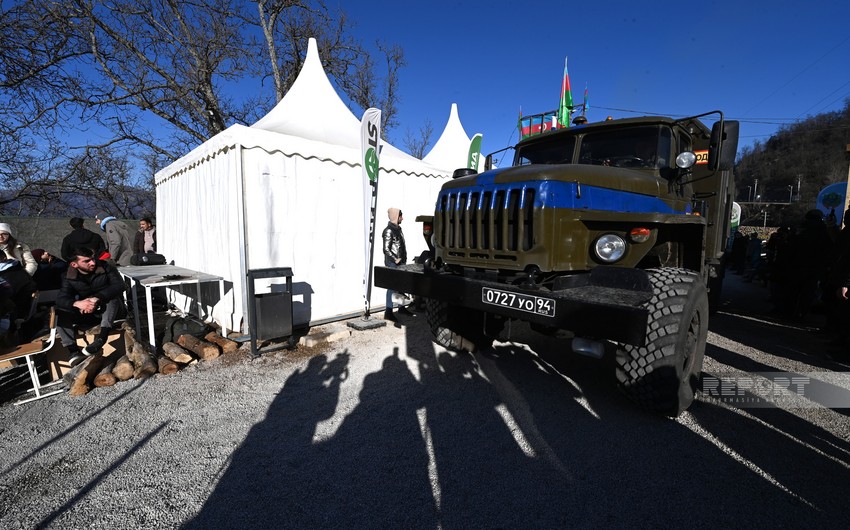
[{"x1": 708, "y1": 120, "x2": 739, "y2": 171}]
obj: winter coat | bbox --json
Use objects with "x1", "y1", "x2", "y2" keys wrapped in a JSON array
[
  {"x1": 0, "y1": 241, "x2": 37, "y2": 276},
  {"x1": 0, "y1": 259, "x2": 37, "y2": 320},
  {"x1": 382, "y1": 222, "x2": 407, "y2": 265},
  {"x1": 61, "y1": 228, "x2": 106, "y2": 261},
  {"x1": 100, "y1": 218, "x2": 134, "y2": 266},
  {"x1": 133, "y1": 227, "x2": 157, "y2": 254},
  {"x1": 56, "y1": 260, "x2": 125, "y2": 312}
]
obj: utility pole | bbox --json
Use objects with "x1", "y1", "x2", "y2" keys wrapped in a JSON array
[{"x1": 754, "y1": 178, "x2": 759, "y2": 202}]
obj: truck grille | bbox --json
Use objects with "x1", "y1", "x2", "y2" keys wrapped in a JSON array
[{"x1": 436, "y1": 186, "x2": 536, "y2": 259}]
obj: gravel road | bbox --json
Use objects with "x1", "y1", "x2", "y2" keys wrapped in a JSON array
[{"x1": 1, "y1": 273, "x2": 849, "y2": 529}]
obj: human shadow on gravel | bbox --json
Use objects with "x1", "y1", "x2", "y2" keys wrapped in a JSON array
[{"x1": 186, "y1": 313, "x2": 850, "y2": 528}]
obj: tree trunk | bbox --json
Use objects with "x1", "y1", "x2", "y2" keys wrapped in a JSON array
[
  {"x1": 204, "y1": 331, "x2": 239, "y2": 353},
  {"x1": 177, "y1": 334, "x2": 220, "y2": 360},
  {"x1": 157, "y1": 354, "x2": 179, "y2": 375},
  {"x1": 93, "y1": 360, "x2": 117, "y2": 387},
  {"x1": 112, "y1": 354, "x2": 134, "y2": 381},
  {"x1": 162, "y1": 342, "x2": 195, "y2": 364},
  {"x1": 129, "y1": 342, "x2": 158, "y2": 379}
]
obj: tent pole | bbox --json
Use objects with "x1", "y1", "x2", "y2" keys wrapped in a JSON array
[{"x1": 236, "y1": 144, "x2": 250, "y2": 333}]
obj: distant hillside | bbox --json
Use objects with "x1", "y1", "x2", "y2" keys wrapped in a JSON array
[
  {"x1": 0, "y1": 187, "x2": 154, "y2": 219},
  {"x1": 735, "y1": 99, "x2": 850, "y2": 226}
]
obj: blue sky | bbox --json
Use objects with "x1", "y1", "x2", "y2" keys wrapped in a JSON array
[{"x1": 341, "y1": 0, "x2": 850, "y2": 158}]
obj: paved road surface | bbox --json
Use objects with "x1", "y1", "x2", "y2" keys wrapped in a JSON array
[{"x1": 0, "y1": 272, "x2": 848, "y2": 529}]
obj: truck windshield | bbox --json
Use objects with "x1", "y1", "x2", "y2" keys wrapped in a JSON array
[
  {"x1": 515, "y1": 136, "x2": 576, "y2": 166},
  {"x1": 578, "y1": 126, "x2": 672, "y2": 169}
]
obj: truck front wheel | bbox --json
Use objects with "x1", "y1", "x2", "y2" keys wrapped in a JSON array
[
  {"x1": 615, "y1": 267, "x2": 707, "y2": 416},
  {"x1": 425, "y1": 298, "x2": 492, "y2": 353}
]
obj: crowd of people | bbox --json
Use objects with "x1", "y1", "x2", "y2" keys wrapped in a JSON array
[
  {"x1": 0, "y1": 215, "x2": 157, "y2": 363},
  {"x1": 729, "y1": 208, "x2": 850, "y2": 361}
]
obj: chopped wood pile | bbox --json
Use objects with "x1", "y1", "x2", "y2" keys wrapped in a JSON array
[{"x1": 63, "y1": 322, "x2": 241, "y2": 397}]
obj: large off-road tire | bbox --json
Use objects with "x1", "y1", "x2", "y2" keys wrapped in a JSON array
[
  {"x1": 615, "y1": 267, "x2": 707, "y2": 416},
  {"x1": 425, "y1": 298, "x2": 492, "y2": 353}
]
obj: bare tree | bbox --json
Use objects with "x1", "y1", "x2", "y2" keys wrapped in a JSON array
[
  {"x1": 252, "y1": 1, "x2": 406, "y2": 133},
  {"x1": 403, "y1": 120, "x2": 434, "y2": 159},
  {"x1": 1, "y1": 0, "x2": 409, "y2": 216}
]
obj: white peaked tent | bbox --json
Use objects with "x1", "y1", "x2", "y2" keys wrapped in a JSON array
[
  {"x1": 423, "y1": 103, "x2": 479, "y2": 172},
  {"x1": 155, "y1": 38, "x2": 456, "y2": 331}
]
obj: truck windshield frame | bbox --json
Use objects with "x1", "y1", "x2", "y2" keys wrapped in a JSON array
[
  {"x1": 515, "y1": 135, "x2": 576, "y2": 166},
  {"x1": 513, "y1": 125, "x2": 675, "y2": 170}
]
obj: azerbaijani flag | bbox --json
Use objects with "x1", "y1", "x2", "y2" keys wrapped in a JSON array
[
  {"x1": 557, "y1": 56, "x2": 573, "y2": 128},
  {"x1": 583, "y1": 83, "x2": 589, "y2": 115}
]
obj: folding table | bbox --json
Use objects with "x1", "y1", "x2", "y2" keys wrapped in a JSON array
[{"x1": 119, "y1": 265, "x2": 226, "y2": 351}]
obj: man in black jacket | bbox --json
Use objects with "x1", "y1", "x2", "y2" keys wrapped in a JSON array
[
  {"x1": 56, "y1": 247, "x2": 125, "y2": 357},
  {"x1": 61, "y1": 217, "x2": 106, "y2": 261},
  {"x1": 382, "y1": 207, "x2": 411, "y2": 321}
]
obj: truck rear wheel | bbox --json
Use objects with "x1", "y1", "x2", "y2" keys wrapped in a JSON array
[
  {"x1": 425, "y1": 298, "x2": 492, "y2": 353},
  {"x1": 615, "y1": 267, "x2": 707, "y2": 416}
]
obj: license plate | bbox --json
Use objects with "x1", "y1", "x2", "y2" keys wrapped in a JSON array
[{"x1": 481, "y1": 287, "x2": 556, "y2": 317}]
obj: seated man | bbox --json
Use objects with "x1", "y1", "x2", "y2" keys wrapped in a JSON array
[
  {"x1": 56, "y1": 247, "x2": 126, "y2": 358},
  {"x1": 0, "y1": 255, "x2": 38, "y2": 321},
  {"x1": 31, "y1": 248, "x2": 68, "y2": 293}
]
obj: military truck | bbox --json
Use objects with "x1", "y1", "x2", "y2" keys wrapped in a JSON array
[{"x1": 375, "y1": 111, "x2": 738, "y2": 415}]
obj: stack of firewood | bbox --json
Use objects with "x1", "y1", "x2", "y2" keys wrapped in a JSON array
[{"x1": 63, "y1": 323, "x2": 240, "y2": 397}]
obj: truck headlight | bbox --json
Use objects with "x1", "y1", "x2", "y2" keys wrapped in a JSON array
[{"x1": 594, "y1": 234, "x2": 627, "y2": 263}]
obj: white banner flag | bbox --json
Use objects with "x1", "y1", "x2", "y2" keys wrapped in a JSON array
[{"x1": 360, "y1": 108, "x2": 381, "y2": 316}]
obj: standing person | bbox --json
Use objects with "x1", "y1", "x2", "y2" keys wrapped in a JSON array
[
  {"x1": 0, "y1": 222, "x2": 37, "y2": 276},
  {"x1": 95, "y1": 213, "x2": 133, "y2": 266},
  {"x1": 730, "y1": 231, "x2": 748, "y2": 274},
  {"x1": 133, "y1": 217, "x2": 157, "y2": 254},
  {"x1": 61, "y1": 217, "x2": 106, "y2": 261},
  {"x1": 786, "y1": 209, "x2": 833, "y2": 320},
  {"x1": 382, "y1": 207, "x2": 412, "y2": 321},
  {"x1": 56, "y1": 247, "x2": 126, "y2": 359}
]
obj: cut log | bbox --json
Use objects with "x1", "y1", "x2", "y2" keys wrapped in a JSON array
[
  {"x1": 204, "y1": 332, "x2": 239, "y2": 353},
  {"x1": 112, "y1": 354, "x2": 134, "y2": 381},
  {"x1": 157, "y1": 354, "x2": 179, "y2": 375},
  {"x1": 65, "y1": 354, "x2": 107, "y2": 396},
  {"x1": 93, "y1": 360, "x2": 117, "y2": 387},
  {"x1": 177, "y1": 334, "x2": 220, "y2": 360},
  {"x1": 162, "y1": 342, "x2": 195, "y2": 364},
  {"x1": 62, "y1": 356, "x2": 89, "y2": 388},
  {"x1": 129, "y1": 342, "x2": 158, "y2": 379},
  {"x1": 124, "y1": 326, "x2": 137, "y2": 351}
]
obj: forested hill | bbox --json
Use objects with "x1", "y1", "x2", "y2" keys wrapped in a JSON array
[{"x1": 735, "y1": 99, "x2": 850, "y2": 226}]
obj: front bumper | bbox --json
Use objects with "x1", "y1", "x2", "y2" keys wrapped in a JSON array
[{"x1": 374, "y1": 264, "x2": 652, "y2": 346}]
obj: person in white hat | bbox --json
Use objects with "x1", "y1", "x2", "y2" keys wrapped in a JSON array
[{"x1": 0, "y1": 222, "x2": 37, "y2": 276}]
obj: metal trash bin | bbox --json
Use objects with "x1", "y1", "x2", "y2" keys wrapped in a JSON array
[
  {"x1": 247, "y1": 267, "x2": 294, "y2": 356},
  {"x1": 254, "y1": 292, "x2": 292, "y2": 340}
]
